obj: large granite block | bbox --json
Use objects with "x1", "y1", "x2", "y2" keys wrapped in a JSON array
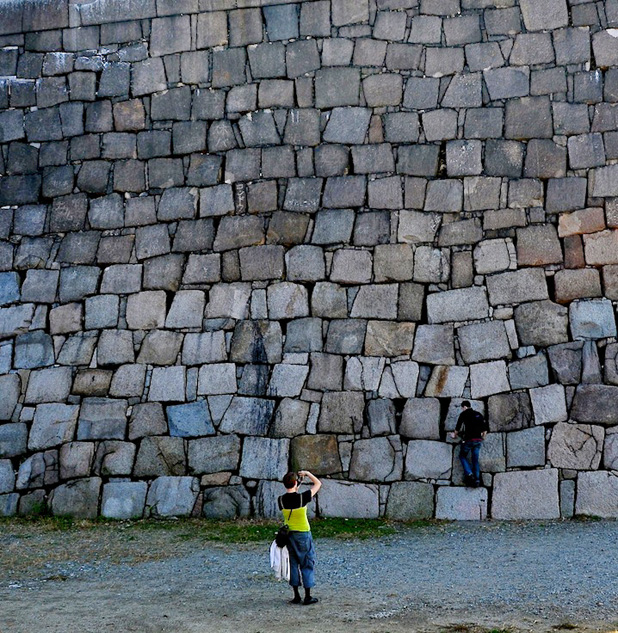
[{"x1": 492, "y1": 469, "x2": 560, "y2": 520}]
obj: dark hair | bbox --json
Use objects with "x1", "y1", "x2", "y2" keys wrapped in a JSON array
[
  {"x1": 283, "y1": 472, "x2": 298, "y2": 489},
  {"x1": 461, "y1": 400, "x2": 471, "y2": 408}
]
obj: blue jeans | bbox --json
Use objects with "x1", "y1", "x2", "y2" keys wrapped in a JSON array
[
  {"x1": 459, "y1": 440, "x2": 482, "y2": 482},
  {"x1": 287, "y1": 531, "x2": 315, "y2": 589}
]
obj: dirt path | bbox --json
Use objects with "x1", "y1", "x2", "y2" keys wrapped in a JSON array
[{"x1": 1, "y1": 520, "x2": 616, "y2": 633}]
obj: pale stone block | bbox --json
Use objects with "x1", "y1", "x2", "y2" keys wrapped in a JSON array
[
  {"x1": 365, "y1": 321, "x2": 416, "y2": 356},
  {"x1": 126, "y1": 291, "x2": 167, "y2": 329},
  {"x1": 412, "y1": 324, "x2": 455, "y2": 365},
  {"x1": 458, "y1": 320, "x2": 511, "y2": 364},
  {"x1": 530, "y1": 384, "x2": 567, "y2": 425},
  {"x1": 205, "y1": 283, "x2": 251, "y2": 319},
  {"x1": 350, "y1": 284, "x2": 398, "y2": 319},
  {"x1": 583, "y1": 229, "x2": 618, "y2": 265},
  {"x1": 267, "y1": 364, "x2": 309, "y2": 397},
  {"x1": 569, "y1": 298, "x2": 617, "y2": 340},
  {"x1": 165, "y1": 290, "x2": 205, "y2": 328},
  {"x1": 267, "y1": 282, "x2": 309, "y2": 319},
  {"x1": 575, "y1": 471, "x2": 618, "y2": 518},
  {"x1": 426, "y1": 286, "x2": 489, "y2": 324},
  {"x1": 506, "y1": 426, "x2": 546, "y2": 468},
  {"x1": 197, "y1": 363, "x2": 237, "y2": 395},
  {"x1": 101, "y1": 481, "x2": 147, "y2": 519},
  {"x1": 145, "y1": 476, "x2": 199, "y2": 517},
  {"x1": 317, "y1": 479, "x2": 380, "y2": 518},
  {"x1": 436, "y1": 487, "x2": 488, "y2": 520},
  {"x1": 404, "y1": 440, "x2": 453, "y2": 480},
  {"x1": 486, "y1": 268, "x2": 548, "y2": 305},
  {"x1": 473, "y1": 238, "x2": 511, "y2": 274},
  {"x1": 239, "y1": 436, "x2": 289, "y2": 480},
  {"x1": 148, "y1": 366, "x2": 186, "y2": 401},
  {"x1": 390, "y1": 360, "x2": 420, "y2": 398},
  {"x1": 548, "y1": 422, "x2": 604, "y2": 470},
  {"x1": 349, "y1": 436, "x2": 403, "y2": 482},
  {"x1": 491, "y1": 469, "x2": 560, "y2": 520},
  {"x1": 330, "y1": 249, "x2": 373, "y2": 284},
  {"x1": 470, "y1": 360, "x2": 510, "y2": 399},
  {"x1": 424, "y1": 365, "x2": 469, "y2": 397},
  {"x1": 398, "y1": 210, "x2": 441, "y2": 244}
]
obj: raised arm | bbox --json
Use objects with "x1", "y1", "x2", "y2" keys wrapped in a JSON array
[{"x1": 299, "y1": 470, "x2": 322, "y2": 497}]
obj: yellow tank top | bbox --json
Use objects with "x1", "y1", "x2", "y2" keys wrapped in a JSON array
[{"x1": 282, "y1": 505, "x2": 310, "y2": 532}]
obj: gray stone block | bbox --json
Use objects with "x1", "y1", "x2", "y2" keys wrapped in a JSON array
[
  {"x1": 188, "y1": 435, "x2": 241, "y2": 476},
  {"x1": 197, "y1": 363, "x2": 237, "y2": 395},
  {"x1": 239, "y1": 436, "x2": 289, "y2": 480},
  {"x1": 271, "y1": 398, "x2": 311, "y2": 437},
  {"x1": 576, "y1": 471, "x2": 618, "y2": 518},
  {"x1": 405, "y1": 440, "x2": 452, "y2": 481},
  {"x1": 515, "y1": 300, "x2": 569, "y2": 347},
  {"x1": 436, "y1": 487, "x2": 488, "y2": 521},
  {"x1": 126, "y1": 291, "x2": 167, "y2": 330},
  {"x1": 426, "y1": 287, "x2": 489, "y2": 324},
  {"x1": 137, "y1": 330, "x2": 182, "y2": 366},
  {"x1": 219, "y1": 397, "x2": 275, "y2": 435},
  {"x1": 506, "y1": 426, "x2": 546, "y2": 469},
  {"x1": 146, "y1": 476, "x2": 199, "y2": 517},
  {"x1": 167, "y1": 401, "x2": 214, "y2": 438},
  {"x1": 505, "y1": 97, "x2": 553, "y2": 140},
  {"x1": 424, "y1": 180, "x2": 462, "y2": 212},
  {"x1": 312, "y1": 209, "x2": 355, "y2": 245},
  {"x1": 202, "y1": 486, "x2": 251, "y2": 520},
  {"x1": 509, "y1": 354, "x2": 549, "y2": 390},
  {"x1": 398, "y1": 145, "x2": 440, "y2": 177},
  {"x1": 349, "y1": 436, "x2": 402, "y2": 482},
  {"x1": 316, "y1": 68, "x2": 360, "y2": 107},
  {"x1": 101, "y1": 482, "x2": 147, "y2": 519},
  {"x1": 14, "y1": 331, "x2": 54, "y2": 369},
  {"x1": 77, "y1": 398, "x2": 127, "y2": 440},
  {"x1": 25, "y1": 367, "x2": 72, "y2": 405},
  {"x1": 487, "y1": 392, "x2": 532, "y2": 433},
  {"x1": 51, "y1": 477, "x2": 102, "y2": 519},
  {"x1": 486, "y1": 269, "x2": 548, "y2": 306},
  {"x1": 492, "y1": 469, "x2": 559, "y2": 520},
  {"x1": 134, "y1": 436, "x2": 185, "y2": 476},
  {"x1": 148, "y1": 366, "x2": 186, "y2": 402},
  {"x1": 109, "y1": 364, "x2": 147, "y2": 398},
  {"x1": 570, "y1": 299, "x2": 616, "y2": 340},
  {"x1": 284, "y1": 318, "x2": 323, "y2": 353},
  {"x1": 446, "y1": 140, "x2": 482, "y2": 177},
  {"x1": 318, "y1": 479, "x2": 379, "y2": 518},
  {"x1": 422, "y1": 109, "x2": 458, "y2": 141},
  {"x1": 212, "y1": 48, "x2": 247, "y2": 88}
]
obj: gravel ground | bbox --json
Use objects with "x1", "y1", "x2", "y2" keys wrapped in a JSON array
[{"x1": 1, "y1": 520, "x2": 617, "y2": 633}]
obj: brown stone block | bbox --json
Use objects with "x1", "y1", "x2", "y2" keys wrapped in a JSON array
[
  {"x1": 290, "y1": 435, "x2": 342, "y2": 475},
  {"x1": 558, "y1": 207, "x2": 606, "y2": 238},
  {"x1": 516, "y1": 225, "x2": 563, "y2": 266},
  {"x1": 564, "y1": 235, "x2": 586, "y2": 269},
  {"x1": 365, "y1": 321, "x2": 416, "y2": 357},
  {"x1": 554, "y1": 268, "x2": 602, "y2": 304}
]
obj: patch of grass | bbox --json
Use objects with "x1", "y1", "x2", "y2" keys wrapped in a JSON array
[{"x1": 0, "y1": 516, "x2": 429, "y2": 543}]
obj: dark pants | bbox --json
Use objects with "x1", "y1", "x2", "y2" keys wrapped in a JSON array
[
  {"x1": 459, "y1": 440, "x2": 482, "y2": 482},
  {"x1": 287, "y1": 531, "x2": 316, "y2": 589}
]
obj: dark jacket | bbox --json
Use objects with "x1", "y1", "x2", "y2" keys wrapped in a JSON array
[{"x1": 455, "y1": 408, "x2": 488, "y2": 441}]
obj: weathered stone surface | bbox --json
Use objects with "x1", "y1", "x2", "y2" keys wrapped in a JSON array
[
  {"x1": 427, "y1": 287, "x2": 489, "y2": 324},
  {"x1": 576, "y1": 471, "x2": 618, "y2": 518},
  {"x1": 487, "y1": 392, "x2": 533, "y2": 433},
  {"x1": 492, "y1": 469, "x2": 560, "y2": 520},
  {"x1": 317, "y1": 479, "x2": 379, "y2": 518},
  {"x1": 548, "y1": 422, "x2": 604, "y2": 470},
  {"x1": 318, "y1": 392, "x2": 364, "y2": 434},
  {"x1": 424, "y1": 365, "x2": 469, "y2": 398},
  {"x1": 385, "y1": 481, "x2": 434, "y2": 520},
  {"x1": 188, "y1": 435, "x2": 241, "y2": 475},
  {"x1": 530, "y1": 384, "x2": 567, "y2": 425},
  {"x1": 514, "y1": 301, "x2": 569, "y2": 347},
  {"x1": 203, "y1": 486, "x2": 251, "y2": 519},
  {"x1": 571, "y1": 384, "x2": 618, "y2": 425},
  {"x1": 290, "y1": 434, "x2": 342, "y2": 475},
  {"x1": 349, "y1": 436, "x2": 402, "y2": 482},
  {"x1": 197, "y1": 364, "x2": 237, "y2": 396},
  {"x1": 401, "y1": 398, "x2": 441, "y2": 440},
  {"x1": 506, "y1": 426, "x2": 546, "y2": 468},
  {"x1": 77, "y1": 398, "x2": 127, "y2": 440},
  {"x1": 146, "y1": 476, "x2": 199, "y2": 517},
  {"x1": 569, "y1": 299, "x2": 617, "y2": 340},
  {"x1": 239, "y1": 437, "x2": 289, "y2": 480},
  {"x1": 148, "y1": 366, "x2": 186, "y2": 402},
  {"x1": 29, "y1": 404, "x2": 79, "y2": 451},
  {"x1": 50, "y1": 477, "x2": 102, "y2": 519},
  {"x1": 365, "y1": 321, "x2": 416, "y2": 357},
  {"x1": 405, "y1": 441, "x2": 453, "y2": 481},
  {"x1": 436, "y1": 487, "x2": 488, "y2": 521},
  {"x1": 487, "y1": 269, "x2": 548, "y2": 306},
  {"x1": 458, "y1": 321, "x2": 510, "y2": 364},
  {"x1": 0, "y1": 374, "x2": 20, "y2": 420},
  {"x1": 219, "y1": 397, "x2": 275, "y2": 435},
  {"x1": 101, "y1": 482, "x2": 147, "y2": 519},
  {"x1": 167, "y1": 401, "x2": 215, "y2": 438},
  {"x1": 272, "y1": 398, "x2": 311, "y2": 437},
  {"x1": 134, "y1": 436, "x2": 185, "y2": 477},
  {"x1": 470, "y1": 361, "x2": 510, "y2": 399},
  {"x1": 25, "y1": 367, "x2": 72, "y2": 404}
]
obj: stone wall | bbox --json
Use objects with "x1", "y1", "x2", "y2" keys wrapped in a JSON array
[{"x1": 1, "y1": 0, "x2": 618, "y2": 521}]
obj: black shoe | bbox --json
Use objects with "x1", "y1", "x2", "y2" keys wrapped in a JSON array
[
  {"x1": 464, "y1": 475, "x2": 475, "y2": 487},
  {"x1": 290, "y1": 596, "x2": 301, "y2": 604},
  {"x1": 303, "y1": 597, "x2": 319, "y2": 605}
]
